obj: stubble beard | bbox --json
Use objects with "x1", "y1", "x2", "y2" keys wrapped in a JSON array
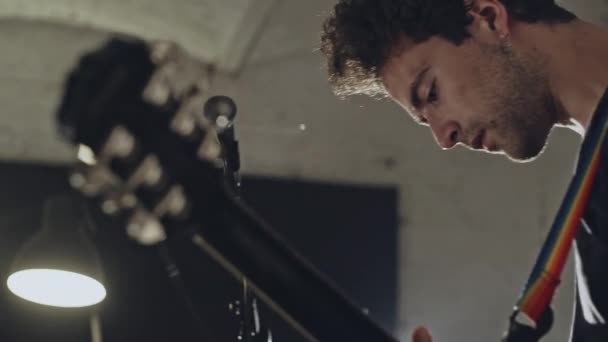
[{"x1": 477, "y1": 42, "x2": 562, "y2": 163}]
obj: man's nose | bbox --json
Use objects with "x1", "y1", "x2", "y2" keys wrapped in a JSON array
[{"x1": 430, "y1": 120, "x2": 461, "y2": 150}]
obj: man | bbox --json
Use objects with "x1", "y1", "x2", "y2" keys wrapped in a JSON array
[{"x1": 320, "y1": 0, "x2": 608, "y2": 341}]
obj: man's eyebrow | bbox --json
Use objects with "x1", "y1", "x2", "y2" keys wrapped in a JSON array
[{"x1": 410, "y1": 66, "x2": 430, "y2": 110}]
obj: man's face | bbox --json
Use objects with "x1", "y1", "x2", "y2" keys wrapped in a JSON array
[{"x1": 381, "y1": 35, "x2": 560, "y2": 162}]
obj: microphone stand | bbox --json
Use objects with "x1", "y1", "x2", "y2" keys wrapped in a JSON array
[{"x1": 208, "y1": 96, "x2": 273, "y2": 342}]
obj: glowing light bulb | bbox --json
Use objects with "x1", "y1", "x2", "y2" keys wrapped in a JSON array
[{"x1": 7, "y1": 269, "x2": 106, "y2": 308}]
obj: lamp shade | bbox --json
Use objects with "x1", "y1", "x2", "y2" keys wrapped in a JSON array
[{"x1": 7, "y1": 193, "x2": 106, "y2": 308}]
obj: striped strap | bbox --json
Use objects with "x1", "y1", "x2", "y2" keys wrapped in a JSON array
[{"x1": 510, "y1": 89, "x2": 608, "y2": 332}]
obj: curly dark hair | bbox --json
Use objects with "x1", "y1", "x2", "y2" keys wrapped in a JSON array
[{"x1": 320, "y1": 0, "x2": 576, "y2": 98}]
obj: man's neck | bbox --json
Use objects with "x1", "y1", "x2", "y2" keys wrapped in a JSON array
[{"x1": 515, "y1": 19, "x2": 608, "y2": 136}]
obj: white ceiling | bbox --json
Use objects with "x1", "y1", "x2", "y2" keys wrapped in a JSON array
[{"x1": 0, "y1": 0, "x2": 278, "y2": 71}]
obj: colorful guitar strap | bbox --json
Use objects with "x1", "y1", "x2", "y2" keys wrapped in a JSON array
[{"x1": 503, "y1": 88, "x2": 608, "y2": 342}]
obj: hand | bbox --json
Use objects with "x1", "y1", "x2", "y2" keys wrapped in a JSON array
[{"x1": 412, "y1": 326, "x2": 433, "y2": 342}]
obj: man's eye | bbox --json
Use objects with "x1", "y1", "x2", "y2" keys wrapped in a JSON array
[{"x1": 427, "y1": 79, "x2": 438, "y2": 104}]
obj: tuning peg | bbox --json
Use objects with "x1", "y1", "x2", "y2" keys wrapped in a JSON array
[
  {"x1": 101, "y1": 199, "x2": 120, "y2": 215},
  {"x1": 143, "y1": 41, "x2": 212, "y2": 107},
  {"x1": 76, "y1": 144, "x2": 97, "y2": 166},
  {"x1": 168, "y1": 92, "x2": 212, "y2": 159},
  {"x1": 102, "y1": 126, "x2": 137, "y2": 160},
  {"x1": 68, "y1": 164, "x2": 120, "y2": 197},
  {"x1": 148, "y1": 41, "x2": 178, "y2": 65},
  {"x1": 98, "y1": 191, "x2": 139, "y2": 216},
  {"x1": 152, "y1": 185, "x2": 190, "y2": 219},
  {"x1": 69, "y1": 171, "x2": 87, "y2": 190},
  {"x1": 126, "y1": 155, "x2": 166, "y2": 189},
  {"x1": 198, "y1": 133, "x2": 222, "y2": 162},
  {"x1": 172, "y1": 114, "x2": 198, "y2": 137},
  {"x1": 142, "y1": 63, "x2": 173, "y2": 106},
  {"x1": 126, "y1": 208, "x2": 167, "y2": 245},
  {"x1": 119, "y1": 193, "x2": 138, "y2": 210}
]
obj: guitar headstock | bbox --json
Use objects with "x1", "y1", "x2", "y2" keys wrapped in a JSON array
[{"x1": 58, "y1": 36, "x2": 234, "y2": 245}]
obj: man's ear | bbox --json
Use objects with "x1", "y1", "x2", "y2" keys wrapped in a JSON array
[{"x1": 467, "y1": 0, "x2": 510, "y2": 40}]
